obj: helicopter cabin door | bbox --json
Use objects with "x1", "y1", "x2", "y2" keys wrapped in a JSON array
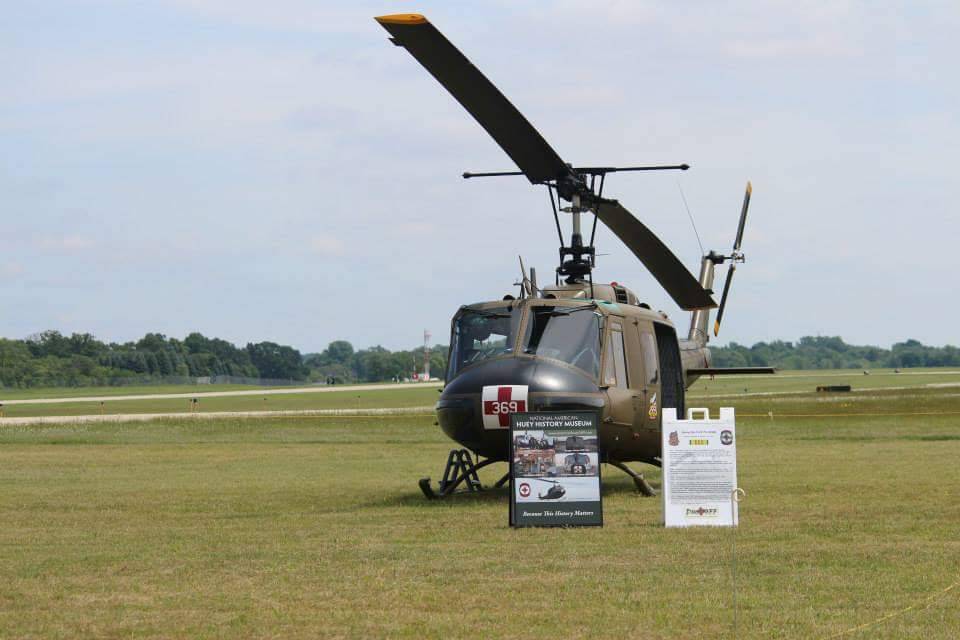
[
  {"x1": 632, "y1": 321, "x2": 661, "y2": 432},
  {"x1": 602, "y1": 319, "x2": 633, "y2": 437},
  {"x1": 653, "y1": 322, "x2": 685, "y2": 418}
]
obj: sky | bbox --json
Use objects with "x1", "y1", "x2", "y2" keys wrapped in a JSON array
[{"x1": 2, "y1": 1, "x2": 958, "y2": 352}]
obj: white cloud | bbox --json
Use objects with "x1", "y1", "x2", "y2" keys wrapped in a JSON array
[
  {"x1": 35, "y1": 235, "x2": 97, "y2": 252},
  {"x1": 308, "y1": 236, "x2": 345, "y2": 256},
  {"x1": 0, "y1": 263, "x2": 25, "y2": 279}
]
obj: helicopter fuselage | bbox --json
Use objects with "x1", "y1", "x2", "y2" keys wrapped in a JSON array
[{"x1": 436, "y1": 282, "x2": 711, "y2": 465}]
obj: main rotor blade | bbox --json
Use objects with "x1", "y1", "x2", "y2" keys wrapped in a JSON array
[
  {"x1": 713, "y1": 265, "x2": 736, "y2": 336},
  {"x1": 594, "y1": 200, "x2": 716, "y2": 310},
  {"x1": 375, "y1": 14, "x2": 570, "y2": 184},
  {"x1": 733, "y1": 181, "x2": 752, "y2": 251}
]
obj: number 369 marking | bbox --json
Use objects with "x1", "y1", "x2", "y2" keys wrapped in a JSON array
[{"x1": 490, "y1": 401, "x2": 519, "y2": 414}]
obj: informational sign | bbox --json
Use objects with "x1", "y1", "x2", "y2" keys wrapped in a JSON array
[
  {"x1": 509, "y1": 412, "x2": 602, "y2": 527},
  {"x1": 482, "y1": 385, "x2": 528, "y2": 429},
  {"x1": 662, "y1": 407, "x2": 739, "y2": 527}
]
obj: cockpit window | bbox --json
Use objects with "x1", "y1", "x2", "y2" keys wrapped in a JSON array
[
  {"x1": 448, "y1": 305, "x2": 522, "y2": 378},
  {"x1": 521, "y1": 305, "x2": 602, "y2": 379}
]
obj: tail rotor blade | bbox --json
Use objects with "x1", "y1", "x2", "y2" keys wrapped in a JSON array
[
  {"x1": 713, "y1": 265, "x2": 736, "y2": 336},
  {"x1": 375, "y1": 14, "x2": 571, "y2": 184},
  {"x1": 594, "y1": 199, "x2": 716, "y2": 310},
  {"x1": 733, "y1": 181, "x2": 752, "y2": 251}
]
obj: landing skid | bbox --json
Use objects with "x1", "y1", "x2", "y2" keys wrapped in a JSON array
[
  {"x1": 419, "y1": 449, "x2": 509, "y2": 499},
  {"x1": 608, "y1": 461, "x2": 658, "y2": 497}
]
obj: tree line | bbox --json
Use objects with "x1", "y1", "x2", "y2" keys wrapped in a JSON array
[
  {"x1": 304, "y1": 340, "x2": 448, "y2": 385},
  {"x1": 0, "y1": 331, "x2": 308, "y2": 388},
  {"x1": 710, "y1": 336, "x2": 960, "y2": 370},
  {"x1": 0, "y1": 330, "x2": 955, "y2": 389},
  {"x1": 0, "y1": 331, "x2": 449, "y2": 389}
]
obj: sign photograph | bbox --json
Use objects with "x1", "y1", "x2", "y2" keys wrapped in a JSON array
[
  {"x1": 509, "y1": 412, "x2": 602, "y2": 527},
  {"x1": 661, "y1": 407, "x2": 739, "y2": 527}
]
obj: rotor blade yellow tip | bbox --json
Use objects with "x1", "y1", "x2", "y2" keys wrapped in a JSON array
[
  {"x1": 713, "y1": 320, "x2": 720, "y2": 336},
  {"x1": 375, "y1": 14, "x2": 427, "y2": 25},
  {"x1": 746, "y1": 180, "x2": 752, "y2": 195}
]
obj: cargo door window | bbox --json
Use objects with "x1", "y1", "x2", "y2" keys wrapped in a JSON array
[
  {"x1": 640, "y1": 332, "x2": 659, "y2": 384},
  {"x1": 603, "y1": 324, "x2": 628, "y2": 389}
]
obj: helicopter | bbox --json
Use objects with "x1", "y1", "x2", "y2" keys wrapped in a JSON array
[
  {"x1": 374, "y1": 14, "x2": 774, "y2": 499},
  {"x1": 536, "y1": 480, "x2": 567, "y2": 501}
]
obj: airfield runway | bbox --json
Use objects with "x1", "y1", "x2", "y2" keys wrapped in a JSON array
[
  {"x1": 0, "y1": 381, "x2": 442, "y2": 405},
  {"x1": 0, "y1": 406, "x2": 436, "y2": 426}
]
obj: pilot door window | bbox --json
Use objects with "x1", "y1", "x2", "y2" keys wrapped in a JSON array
[
  {"x1": 448, "y1": 306, "x2": 521, "y2": 377},
  {"x1": 603, "y1": 327, "x2": 629, "y2": 389}
]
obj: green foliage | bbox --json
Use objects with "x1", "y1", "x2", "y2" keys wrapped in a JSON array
[
  {"x1": 305, "y1": 340, "x2": 449, "y2": 384},
  {"x1": 0, "y1": 331, "x2": 304, "y2": 389},
  {"x1": 711, "y1": 336, "x2": 960, "y2": 369},
  {"x1": 246, "y1": 341, "x2": 308, "y2": 380},
  {"x1": 9, "y1": 330, "x2": 954, "y2": 390}
]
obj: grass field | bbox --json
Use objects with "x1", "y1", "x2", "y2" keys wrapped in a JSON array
[
  {"x1": 0, "y1": 386, "x2": 441, "y2": 418},
  {"x1": 0, "y1": 383, "x2": 279, "y2": 401},
  {"x1": 1, "y1": 368, "x2": 957, "y2": 419},
  {"x1": 0, "y1": 380, "x2": 419, "y2": 402},
  {"x1": 0, "y1": 374, "x2": 958, "y2": 638}
]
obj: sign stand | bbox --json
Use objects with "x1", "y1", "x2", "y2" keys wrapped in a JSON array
[
  {"x1": 509, "y1": 412, "x2": 603, "y2": 527},
  {"x1": 661, "y1": 407, "x2": 739, "y2": 527}
]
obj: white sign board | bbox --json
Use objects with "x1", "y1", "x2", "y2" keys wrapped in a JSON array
[{"x1": 662, "y1": 407, "x2": 739, "y2": 527}]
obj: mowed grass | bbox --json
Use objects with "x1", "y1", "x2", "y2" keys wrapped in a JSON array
[
  {"x1": 0, "y1": 381, "x2": 417, "y2": 402},
  {"x1": 2, "y1": 368, "x2": 958, "y2": 419},
  {"x1": 0, "y1": 383, "x2": 277, "y2": 401},
  {"x1": 691, "y1": 367, "x2": 960, "y2": 396},
  {"x1": 0, "y1": 383, "x2": 958, "y2": 638},
  {"x1": 0, "y1": 386, "x2": 440, "y2": 418}
]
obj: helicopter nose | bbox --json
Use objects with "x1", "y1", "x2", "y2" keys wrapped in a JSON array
[{"x1": 436, "y1": 357, "x2": 603, "y2": 458}]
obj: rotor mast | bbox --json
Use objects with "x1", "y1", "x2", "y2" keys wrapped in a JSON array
[
  {"x1": 375, "y1": 12, "x2": 716, "y2": 310},
  {"x1": 471, "y1": 165, "x2": 692, "y2": 285}
]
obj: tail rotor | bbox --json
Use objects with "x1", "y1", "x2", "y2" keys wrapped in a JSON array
[{"x1": 713, "y1": 181, "x2": 752, "y2": 337}]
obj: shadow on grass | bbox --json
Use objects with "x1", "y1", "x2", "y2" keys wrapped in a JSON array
[{"x1": 360, "y1": 472, "x2": 659, "y2": 511}]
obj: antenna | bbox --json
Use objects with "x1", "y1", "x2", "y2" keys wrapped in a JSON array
[{"x1": 423, "y1": 329, "x2": 432, "y2": 381}]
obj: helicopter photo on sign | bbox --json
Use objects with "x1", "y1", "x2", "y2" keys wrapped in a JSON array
[{"x1": 510, "y1": 412, "x2": 603, "y2": 527}]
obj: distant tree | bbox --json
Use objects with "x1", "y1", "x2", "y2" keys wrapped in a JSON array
[
  {"x1": 136, "y1": 333, "x2": 169, "y2": 353},
  {"x1": 27, "y1": 330, "x2": 71, "y2": 358},
  {"x1": 326, "y1": 340, "x2": 355, "y2": 364},
  {"x1": 246, "y1": 342, "x2": 308, "y2": 380}
]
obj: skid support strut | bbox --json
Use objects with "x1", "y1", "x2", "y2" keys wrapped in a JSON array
[
  {"x1": 609, "y1": 461, "x2": 658, "y2": 497},
  {"x1": 419, "y1": 449, "x2": 501, "y2": 499}
]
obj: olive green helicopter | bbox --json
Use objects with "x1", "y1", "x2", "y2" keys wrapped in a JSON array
[{"x1": 374, "y1": 14, "x2": 773, "y2": 499}]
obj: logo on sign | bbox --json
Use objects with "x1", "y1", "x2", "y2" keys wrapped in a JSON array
[
  {"x1": 721, "y1": 430, "x2": 733, "y2": 445},
  {"x1": 668, "y1": 431, "x2": 679, "y2": 446},
  {"x1": 518, "y1": 482, "x2": 531, "y2": 498},
  {"x1": 482, "y1": 385, "x2": 528, "y2": 429}
]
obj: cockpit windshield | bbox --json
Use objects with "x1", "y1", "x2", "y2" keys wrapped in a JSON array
[
  {"x1": 521, "y1": 305, "x2": 602, "y2": 379},
  {"x1": 447, "y1": 305, "x2": 522, "y2": 378}
]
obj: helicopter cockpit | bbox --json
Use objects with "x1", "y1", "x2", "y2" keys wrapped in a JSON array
[{"x1": 448, "y1": 301, "x2": 604, "y2": 381}]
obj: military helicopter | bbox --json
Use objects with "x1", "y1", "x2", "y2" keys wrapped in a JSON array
[
  {"x1": 536, "y1": 480, "x2": 567, "y2": 501},
  {"x1": 374, "y1": 14, "x2": 773, "y2": 499}
]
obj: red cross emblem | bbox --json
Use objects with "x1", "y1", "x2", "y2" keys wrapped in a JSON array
[{"x1": 481, "y1": 385, "x2": 528, "y2": 429}]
